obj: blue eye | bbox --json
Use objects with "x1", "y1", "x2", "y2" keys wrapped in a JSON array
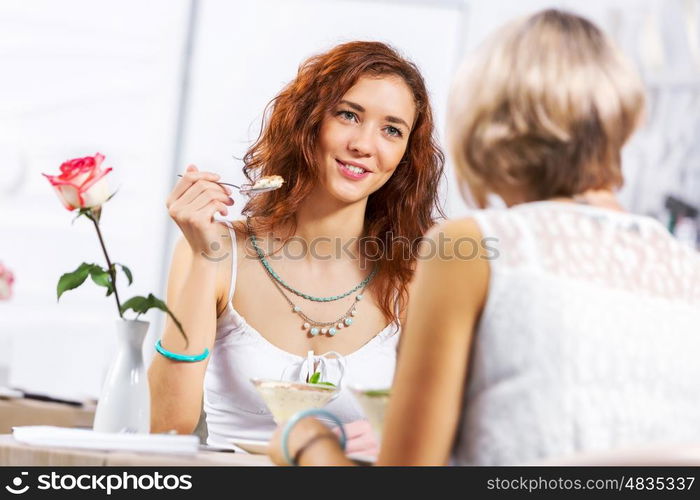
[
  {"x1": 385, "y1": 126, "x2": 403, "y2": 138},
  {"x1": 337, "y1": 110, "x2": 357, "y2": 122}
]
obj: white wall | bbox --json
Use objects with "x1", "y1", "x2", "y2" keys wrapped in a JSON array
[{"x1": 0, "y1": 0, "x2": 189, "y2": 399}]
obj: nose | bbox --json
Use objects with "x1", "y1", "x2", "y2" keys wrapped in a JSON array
[{"x1": 347, "y1": 124, "x2": 374, "y2": 157}]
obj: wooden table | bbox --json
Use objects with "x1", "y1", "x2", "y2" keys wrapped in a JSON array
[
  {"x1": 0, "y1": 435, "x2": 272, "y2": 466},
  {"x1": 0, "y1": 398, "x2": 95, "y2": 433}
]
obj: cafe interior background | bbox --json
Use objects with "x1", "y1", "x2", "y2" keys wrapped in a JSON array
[{"x1": 0, "y1": 0, "x2": 698, "y2": 413}]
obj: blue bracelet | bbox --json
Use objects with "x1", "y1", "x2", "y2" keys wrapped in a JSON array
[
  {"x1": 155, "y1": 339, "x2": 209, "y2": 362},
  {"x1": 281, "y1": 409, "x2": 346, "y2": 466}
]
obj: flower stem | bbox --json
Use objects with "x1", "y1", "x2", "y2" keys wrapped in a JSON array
[{"x1": 88, "y1": 211, "x2": 123, "y2": 318}]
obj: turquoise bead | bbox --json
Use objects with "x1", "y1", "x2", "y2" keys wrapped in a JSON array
[
  {"x1": 328, "y1": 327, "x2": 337, "y2": 336},
  {"x1": 356, "y1": 294, "x2": 363, "y2": 301},
  {"x1": 310, "y1": 327, "x2": 320, "y2": 336},
  {"x1": 344, "y1": 317, "x2": 353, "y2": 326},
  {"x1": 248, "y1": 217, "x2": 378, "y2": 302}
]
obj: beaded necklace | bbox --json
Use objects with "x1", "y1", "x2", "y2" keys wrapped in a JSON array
[{"x1": 247, "y1": 217, "x2": 377, "y2": 336}]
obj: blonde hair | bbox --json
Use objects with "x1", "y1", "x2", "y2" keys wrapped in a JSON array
[{"x1": 447, "y1": 9, "x2": 646, "y2": 207}]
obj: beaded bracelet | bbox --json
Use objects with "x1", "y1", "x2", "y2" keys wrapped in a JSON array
[
  {"x1": 155, "y1": 339, "x2": 209, "y2": 362},
  {"x1": 281, "y1": 409, "x2": 347, "y2": 466}
]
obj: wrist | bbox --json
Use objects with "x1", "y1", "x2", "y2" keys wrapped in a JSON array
[
  {"x1": 293, "y1": 432, "x2": 339, "y2": 466},
  {"x1": 281, "y1": 410, "x2": 348, "y2": 466}
]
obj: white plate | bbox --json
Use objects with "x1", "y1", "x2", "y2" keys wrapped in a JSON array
[{"x1": 230, "y1": 438, "x2": 269, "y2": 455}]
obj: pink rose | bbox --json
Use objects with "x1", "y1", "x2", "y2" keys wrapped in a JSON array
[
  {"x1": 0, "y1": 262, "x2": 14, "y2": 301},
  {"x1": 43, "y1": 153, "x2": 113, "y2": 210}
]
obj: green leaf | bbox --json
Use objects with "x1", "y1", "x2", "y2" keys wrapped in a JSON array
[
  {"x1": 363, "y1": 389, "x2": 390, "y2": 397},
  {"x1": 306, "y1": 371, "x2": 335, "y2": 387},
  {"x1": 89, "y1": 266, "x2": 114, "y2": 296},
  {"x1": 114, "y1": 263, "x2": 133, "y2": 286},
  {"x1": 120, "y1": 294, "x2": 187, "y2": 344},
  {"x1": 71, "y1": 208, "x2": 91, "y2": 225},
  {"x1": 90, "y1": 207, "x2": 102, "y2": 224},
  {"x1": 104, "y1": 189, "x2": 119, "y2": 203},
  {"x1": 120, "y1": 295, "x2": 149, "y2": 315},
  {"x1": 57, "y1": 262, "x2": 93, "y2": 301}
]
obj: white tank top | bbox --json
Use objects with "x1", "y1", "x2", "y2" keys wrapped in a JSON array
[
  {"x1": 203, "y1": 221, "x2": 400, "y2": 446},
  {"x1": 453, "y1": 201, "x2": 700, "y2": 465}
]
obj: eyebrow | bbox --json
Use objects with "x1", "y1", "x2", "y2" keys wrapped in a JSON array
[{"x1": 339, "y1": 100, "x2": 411, "y2": 132}]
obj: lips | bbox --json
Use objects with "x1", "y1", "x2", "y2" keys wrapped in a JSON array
[{"x1": 336, "y1": 159, "x2": 371, "y2": 180}]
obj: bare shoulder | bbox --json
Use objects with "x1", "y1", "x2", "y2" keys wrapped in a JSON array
[
  {"x1": 424, "y1": 217, "x2": 483, "y2": 245},
  {"x1": 214, "y1": 220, "x2": 248, "y2": 316},
  {"x1": 227, "y1": 219, "x2": 250, "y2": 258},
  {"x1": 401, "y1": 219, "x2": 484, "y2": 323},
  {"x1": 417, "y1": 217, "x2": 489, "y2": 308},
  {"x1": 422, "y1": 217, "x2": 488, "y2": 262},
  {"x1": 228, "y1": 219, "x2": 248, "y2": 238}
]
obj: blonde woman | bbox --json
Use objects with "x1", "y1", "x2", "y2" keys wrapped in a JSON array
[{"x1": 269, "y1": 9, "x2": 700, "y2": 465}]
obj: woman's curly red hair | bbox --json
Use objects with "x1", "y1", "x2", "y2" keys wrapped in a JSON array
[{"x1": 242, "y1": 41, "x2": 444, "y2": 323}]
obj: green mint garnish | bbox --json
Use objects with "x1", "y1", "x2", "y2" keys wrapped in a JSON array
[
  {"x1": 307, "y1": 371, "x2": 336, "y2": 388},
  {"x1": 364, "y1": 389, "x2": 390, "y2": 397}
]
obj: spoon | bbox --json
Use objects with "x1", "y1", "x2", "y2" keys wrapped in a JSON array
[{"x1": 176, "y1": 174, "x2": 281, "y2": 194}]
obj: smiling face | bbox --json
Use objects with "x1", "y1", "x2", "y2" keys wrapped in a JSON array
[{"x1": 314, "y1": 75, "x2": 416, "y2": 204}]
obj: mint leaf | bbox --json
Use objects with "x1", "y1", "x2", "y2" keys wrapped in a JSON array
[
  {"x1": 307, "y1": 372, "x2": 335, "y2": 387},
  {"x1": 364, "y1": 389, "x2": 390, "y2": 397},
  {"x1": 57, "y1": 262, "x2": 93, "y2": 301}
]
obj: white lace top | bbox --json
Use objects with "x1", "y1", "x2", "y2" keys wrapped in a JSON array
[
  {"x1": 203, "y1": 222, "x2": 400, "y2": 447},
  {"x1": 453, "y1": 201, "x2": 700, "y2": 465}
]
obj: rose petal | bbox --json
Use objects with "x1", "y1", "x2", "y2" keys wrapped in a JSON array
[
  {"x1": 59, "y1": 157, "x2": 94, "y2": 181},
  {"x1": 81, "y1": 176, "x2": 111, "y2": 208},
  {"x1": 93, "y1": 153, "x2": 105, "y2": 168},
  {"x1": 79, "y1": 166, "x2": 111, "y2": 194},
  {"x1": 56, "y1": 184, "x2": 82, "y2": 210},
  {"x1": 0, "y1": 286, "x2": 10, "y2": 300}
]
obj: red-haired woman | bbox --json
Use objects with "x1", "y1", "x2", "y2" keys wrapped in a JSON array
[{"x1": 149, "y1": 41, "x2": 444, "y2": 452}]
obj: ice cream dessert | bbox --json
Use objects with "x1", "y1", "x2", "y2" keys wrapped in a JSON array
[
  {"x1": 350, "y1": 388, "x2": 390, "y2": 440},
  {"x1": 251, "y1": 378, "x2": 338, "y2": 423},
  {"x1": 250, "y1": 175, "x2": 284, "y2": 191}
]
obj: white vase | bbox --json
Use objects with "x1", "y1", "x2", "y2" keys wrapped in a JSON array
[{"x1": 93, "y1": 319, "x2": 150, "y2": 434}]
